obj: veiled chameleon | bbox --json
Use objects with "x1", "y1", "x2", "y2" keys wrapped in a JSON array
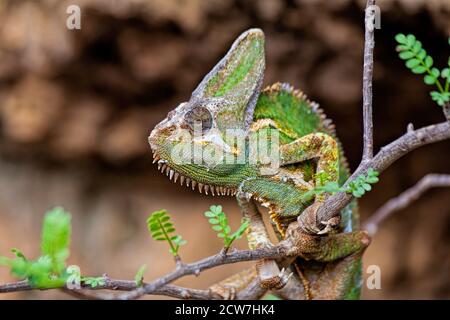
[{"x1": 149, "y1": 29, "x2": 370, "y2": 300}]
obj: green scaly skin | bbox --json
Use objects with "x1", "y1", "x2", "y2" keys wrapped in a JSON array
[{"x1": 149, "y1": 29, "x2": 370, "y2": 300}]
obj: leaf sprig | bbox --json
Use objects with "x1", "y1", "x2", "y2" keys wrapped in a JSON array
[
  {"x1": 81, "y1": 276, "x2": 106, "y2": 288},
  {"x1": 134, "y1": 264, "x2": 147, "y2": 287},
  {"x1": 301, "y1": 168, "x2": 379, "y2": 200},
  {"x1": 0, "y1": 207, "x2": 72, "y2": 289},
  {"x1": 395, "y1": 33, "x2": 450, "y2": 107},
  {"x1": 147, "y1": 210, "x2": 187, "y2": 256},
  {"x1": 204, "y1": 205, "x2": 249, "y2": 249},
  {"x1": 346, "y1": 168, "x2": 379, "y2": 197}
]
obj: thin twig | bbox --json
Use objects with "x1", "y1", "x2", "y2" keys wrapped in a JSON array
[
  {"x1": 0, "y1": 245, "x2": 288, "y2": 300},
  {"x1": 363, "y1": 174, "x2": 450, "y2": 235},
  {"x1": 116, "y1": 246, "x2": 286, "y2": 300},
  {"x1": 362, "y1": 0, "x2": 376, "y2": 162},
  {"x1": 443, "y1": 102, "x2": 450, "y2": 122},
  {"x1": 316, "y1": 121, "x2": 450, "y2": 227},
  {"x1": 0, "y1": 279, "x2": 213, "y2": 300}
]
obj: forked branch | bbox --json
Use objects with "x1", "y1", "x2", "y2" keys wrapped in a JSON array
[{"x1": 364, "y1": 174, "x2": 450, "y2": 235}]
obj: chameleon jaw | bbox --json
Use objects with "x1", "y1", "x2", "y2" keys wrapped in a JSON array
[{"x1": 152, "y1": 152, "x2": 237, "y2": 196}]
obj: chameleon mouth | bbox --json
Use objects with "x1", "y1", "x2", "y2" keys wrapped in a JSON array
[{"x1": 152, "y1": 152, "x2": 237, "y2": 196}]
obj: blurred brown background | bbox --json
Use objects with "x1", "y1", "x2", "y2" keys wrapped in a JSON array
[{"x1": 0, "y1": 0, "x2": 449, "y2": 299}]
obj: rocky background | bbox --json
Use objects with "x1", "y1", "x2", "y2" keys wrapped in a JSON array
[{"x1": 0, "y1": 0, "x2": 449, "y2": 299}]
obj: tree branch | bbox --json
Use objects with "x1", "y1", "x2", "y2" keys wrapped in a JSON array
[
  {"x1": 362, "y1": 0, "x2": 376, "y2": 162},
  {"x1": 116, "y1": 246, "x2": 287, "y2": 300},
  {"x1": 363, "y1": 174, "x2": 450, "y2": 235},
  {"x1": 316, "y1": 121, "x2": 450, "y2": 226},
  {"x1": 444, "y1": 102, "x2": 450, "y2": 122},
  {"x1": 0, "y1": 278, "x2": 212, "y2": 300},
  {"x1": 0, "y1": 244, "x2": 290, "y2": 300}
]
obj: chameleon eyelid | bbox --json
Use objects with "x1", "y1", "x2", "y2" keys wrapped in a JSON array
[{"x1": 184, "y1": 106, "x2": 213, "y2": 133}]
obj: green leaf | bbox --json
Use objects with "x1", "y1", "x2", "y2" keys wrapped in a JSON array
[
  {"x1": 405, "y1": 59, "x2": 420, "y2": 69},
  {"x1": 204, "y1": 205, "x2": 249, "y2": 248},
  {"x1": 406, "y1": 34, "x2": 416, "y2": 46},
  {"x1": 395, "y1": 33, "x2": 407, "y2": 44},
  {"x1": 82, "y1": 276, "x2": 105, "y2": 288},
  {"x1": 151, "y1": 231, "x2": 163, "y2": 238},
  {"x1": 204, "y1": 211, "x2": 215, "y2": 218},
  {"x1": 396, "y1": 45, "x2": 409, "y2": 52},
  {"x1": 412, "y1": 66, "x2": 426, "y2": 74},
  {"x1": 399, "y1": 51, "x2": 415, "y2": 60},
  {"x1": 223, "y1": 225, "x2": 231, "y2": 234},
  {"x1": 154, "y1": 211, "x2": 166, "y2": 218},
  {"x1": 345, "y1": 169, "x2": 379, "y2": 198},
  {"x1": 430, "y1": 91, "x2": 449, "y2": 106},
  {"x1": 417, "y1": 49, "x2": 427, "y2": 60},
  {"x1": 442, "y1": 68, "x2": 450, "y2": 79},
  {"x1": 210, "y1": 205, "x2": 222, "y2": 214},
  {"x1": 232, "y1": 219, "x2": 249, "y2": 240},
  {"x1": 172, "y1": 235, "x2": 187, "y2": 247},
  {"x1": 431, "y1": 68, "x2": 440, "y2": 78},
  {"x1": 148, "y1": 223, "x2": 160, "y2": 232},
  {"x1": 0, "y1": 208, "x2": 74, "y2": 289},
  {"x1": 424, "y1": 56, "x2": 433, "y2": 68},
  {"x1": 134, "y1": 265, "x2": 147, "y2": 287},
  {"x1": 11, "y1": 248, "x2": 27, "y2": 261},
  {"x1": 411, "y1": 40, "x2": 422, "y2": 53},
  {"x1": 424, "y1": 75, "x2": 436, "y2": 85},
  {"x1": 27, "y1": 256, "x2": 58, "y2": 288},
  {"x1": 0, "y1": 255, "x2": 29, "y2": 279},
  {"x1": 366, "y1": 177, "x2": 379, "y2": 184},
  {"x1": 40, "y1": 207, "x2": 71, "y2": 274},
  {"x1": 160, "y1": 216, "x2": 170, "y2": 222}
]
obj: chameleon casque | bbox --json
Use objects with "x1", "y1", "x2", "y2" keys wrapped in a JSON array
[{"x1": 149, "y1": 29, "x2": 370, "y2": 300}]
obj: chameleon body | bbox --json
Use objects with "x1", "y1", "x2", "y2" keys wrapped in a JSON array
[{"x1": 149, "y1": 29, "x2": 370, "y2": 299}]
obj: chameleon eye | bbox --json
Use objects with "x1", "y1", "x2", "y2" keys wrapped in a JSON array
[{"x1": 184, "y1": 106, "x2": 213, "y2": 133}]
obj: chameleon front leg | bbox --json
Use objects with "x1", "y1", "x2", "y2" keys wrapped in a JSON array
[
  {"x1": 280, "y1": 132, "x2": 339, "y2": 197},
  {"x1": 280, "y1": 132, "x2": 340, "y2": 234},
  {"x1": 281, "y1": 223, "x2": 371, "y2": 299},
  {"x1": 236, "y1": 192, "x2": 291, "y2": 290}
]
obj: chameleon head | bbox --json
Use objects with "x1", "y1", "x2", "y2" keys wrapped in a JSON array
[{"x1": 149, "y1": 28, "x2": 265, "y2": 194}]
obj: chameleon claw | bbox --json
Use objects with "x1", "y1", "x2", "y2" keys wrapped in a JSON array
[
  {"x1": 317, "y1": 216, "x2": 340, "y2": 235},
  {"x1": 260, "y1": 266, "x2": 293, "y2": 290},
  {"x1": 278, "y1": 268, "x2": 294, "y2": 288},
  {"x1": 209, "y1": 285, "x2": 236, "y2": 300}
]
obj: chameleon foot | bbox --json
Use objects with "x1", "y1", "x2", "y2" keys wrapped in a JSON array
[
  {"x1": 298, "y1": 202, "x2": 340, "y2": 235},
  {"x1": 209, "y1": 285, "x2": 236, "y2": 300},
  {"x1": 258, "y1": 262, "x2": 293, "y2": 290},
  {"x1": 317, "y1": 216, "x2": 341, "y2": 235}
]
